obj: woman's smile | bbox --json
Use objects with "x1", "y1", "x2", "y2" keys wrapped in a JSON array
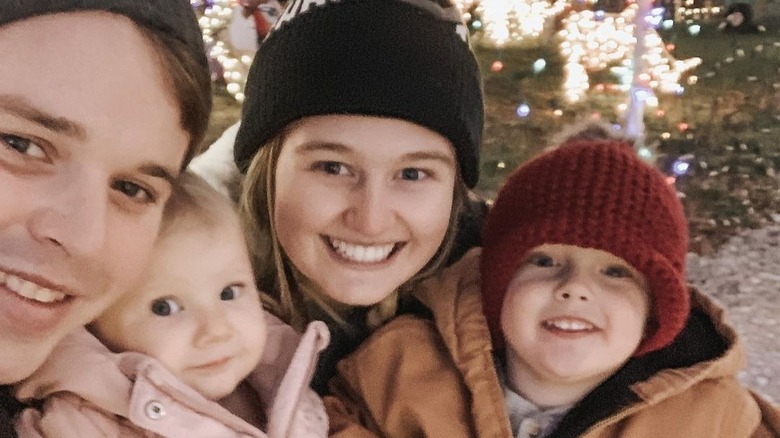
[{"x1": 324, "y1": 236, "x2": 401, "y2": 265}]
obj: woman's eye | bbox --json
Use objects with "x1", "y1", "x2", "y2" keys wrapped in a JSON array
[
  {"x1": 527, "y1": 253, "x2": 556, "y2": 268},
  {"x1": 399, "y1": 167, "x2": 427, "y2": 181},
  {"x1": 111, "y1": 180, "x2": 155, "y2": 203},
  {"x1": 151, "y1": 298, "x2": 181, "y2": 316},
  {"x1": 220, "y1": 285, "x2": 241, "y2": 301},
  {"x1": 604, "y1": 265, "x2": 632, "y2": 279},
  {"x1": 1, "y1": 134, "x2": 46, "y2": 159},
  {"x1": 314, "y1": 161, "x2": 349, "y2": 176}
]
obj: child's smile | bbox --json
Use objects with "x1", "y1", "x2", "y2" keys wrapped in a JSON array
[{"x1": 541, "y1": 316, "x2": 599, "y2": 336}]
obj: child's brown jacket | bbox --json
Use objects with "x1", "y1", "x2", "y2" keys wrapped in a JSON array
[{"x1": 326, "y1": 249, "x2": 780, "y2": 438}]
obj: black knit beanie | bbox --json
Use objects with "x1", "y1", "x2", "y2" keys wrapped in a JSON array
[
  {"x1": 234, "y1": 0, "x2": 484, "y2": 188},
  {"x1": 0, "y1": 0, "x2": 208, "y2": 72}
]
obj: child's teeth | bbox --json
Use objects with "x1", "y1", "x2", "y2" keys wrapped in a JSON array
[{"x1": 546, "y1": 318, "x2": 594, "y2": 331}]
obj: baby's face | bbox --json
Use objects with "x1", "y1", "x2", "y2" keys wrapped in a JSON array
[
  {"x1": 500, "y1": 244, "x2": 650, "y2": 394},
  {"x1": 92, "y1": 219, "x2": 267, "y2": 401}
]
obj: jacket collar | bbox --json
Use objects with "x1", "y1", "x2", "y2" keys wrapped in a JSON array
[
  {"x1": 14, "y1": 328, "x2": 134, "y2": 417},
  {"x1": 555, "y1": 289, "x2": 738, "y2": 437}
]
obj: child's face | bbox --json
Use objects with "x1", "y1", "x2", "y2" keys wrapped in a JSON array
[
  {"x1": 92, "y1": 217, "x2": 267, "y2": 401},
  {"x1": 272, "y1": 114, "x2": 457, "y2": 306},
  {"x1": 501, "y1": 244, "x2": 650, "y2": 393}
]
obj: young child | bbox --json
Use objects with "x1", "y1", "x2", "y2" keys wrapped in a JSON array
[
  {"x1": 326, "y1": 140, "x2": 780, "y2": 437},
  {"x1": 14, "y1": 172, "x2": 330, "y2": 438}
]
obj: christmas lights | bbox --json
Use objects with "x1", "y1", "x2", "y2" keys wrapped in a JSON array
[{"x1": 192, "y1": 0, "x2": 253, "y2": 102}]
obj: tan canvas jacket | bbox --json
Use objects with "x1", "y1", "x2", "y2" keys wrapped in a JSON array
[{"x1": 326, "y1": 248, "x2": 780, "y2": 438}]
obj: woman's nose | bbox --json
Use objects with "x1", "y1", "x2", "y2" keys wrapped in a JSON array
[{"x1": 344, "y1": 180, "x2": 394, "y2": 236}]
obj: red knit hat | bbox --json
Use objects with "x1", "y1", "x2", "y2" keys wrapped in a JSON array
[{"x1": 481, "y1": 140, "x2": 690, "y2": 356}]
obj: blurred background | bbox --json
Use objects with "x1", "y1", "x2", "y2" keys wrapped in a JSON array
[{"x1": 193, "y1": 0, "x2": 780, "y2": 256}]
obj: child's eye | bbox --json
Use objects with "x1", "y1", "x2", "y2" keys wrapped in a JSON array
[
  {"x1": 220, "y1": 285, "x2": 241, "y2": 301},
  {"x1": 1, "y1": 134, "x2": 46, "y2": 159},
  {"x1": 527, "y1": 253, "x2": 557, "y2": 268},
  {"x1": 398, "y1": 167, "x2": 428, "y2": 181},
  {"x1": 603, "y1": 265, "x2": 633, "y2": 279},
  {"x1": 111, "y1": 180, "x2": 155, "y2": 204},
  {"x1": 151, "y1": 298, "x2": 182, "y2": 316},
  {"x1": 313, "y1": 161, "x2": 349, "y2": 176}
]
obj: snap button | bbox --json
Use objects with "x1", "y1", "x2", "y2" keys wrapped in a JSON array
[
  {"x1": 144, "y1": 401, "x2": 166, "y2": 420},
  {"x1": 520, "y1": 417, "x2": 541, "y2": 437}
]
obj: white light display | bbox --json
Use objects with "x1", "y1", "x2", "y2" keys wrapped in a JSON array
[
  {"x1": 192, "y1": 0, "x2": 253, "y2": 102},
  {"x1": 558, "y1": 3, "x2": 701, "y2": 103},
  {"x1": 456, "y1": 0, "x2": 566, "y2": 47}
]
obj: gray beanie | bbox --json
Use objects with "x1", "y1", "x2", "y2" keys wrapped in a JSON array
[{"x1": 0, "y1": 0, "x2": 208, "y2": 71}]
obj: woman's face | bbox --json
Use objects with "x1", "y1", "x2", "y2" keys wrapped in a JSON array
[
  {"x1": 0, "y1": 12, "x2": 189, "y2": 383},
  {"x1": 274, "y1": 115, "x2": 457, "y2": 306}
]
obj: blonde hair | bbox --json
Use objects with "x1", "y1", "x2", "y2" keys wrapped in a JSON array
[
  {"x1": 239, "y1": 128, "x2": 466, "y2": 332},
  {"x1": 160, "y1": 171, "x2": 242, "y2": 240}
]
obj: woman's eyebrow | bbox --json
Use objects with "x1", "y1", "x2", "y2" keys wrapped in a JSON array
[
  {"x1": 401, "y1": 151, "x2": 456, "y2": 167},
  {"x1": 295, "y1": 142, "x2": 455, "y2": 166},
  {"x1": 0, "y1": 94, "x2": 87, "y2": 141},
  {"x1": 294, "y1": 141, "x2": 351, "y2": 155}
]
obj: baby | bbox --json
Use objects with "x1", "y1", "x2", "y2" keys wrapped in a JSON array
[{"x1": 15, "y1": 172, "x2": 329, "y2": 437}]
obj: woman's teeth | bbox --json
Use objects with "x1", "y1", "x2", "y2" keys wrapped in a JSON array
[
  {"x1": 0, "y1": 271, "x2": 67, "y2": 304},
  {"x1": 329, "y1": 238, "x2": 395, "y2": 263}
]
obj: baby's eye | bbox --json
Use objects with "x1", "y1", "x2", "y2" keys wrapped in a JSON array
[
  {"x1": 151, "y1": 298, "x2": 182, "y2": 316},
  {"x1": 603, "y1": 265, "x2": 632, "y2": 279},
  {"x1": 527, "y1": 253, "x2": 556, "y2": 268},
  {"x1": 313, "y1": 161, "x2": 349, "y2": 176},
  {"x1": 220, "y1": 285, "x2": 241, "y2": 301},
  {"x1": 1, "y1": 134, "x2": 46, "y2": 159},
  {"x1": 111, "y1": 180, "x2": 155, "y2": 204},
  {"x1": 398, "y1": 168, "x2": 428, "y2": 181}
]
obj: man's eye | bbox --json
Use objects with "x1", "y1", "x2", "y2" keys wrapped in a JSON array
[
  {"x1": 220, "y1": 285, "x2": 241, "y2": 301},
  {"x1": 604, "y1": 266, "x2": 632, "y2": 278},
  {"x1": 1, "y1": 134, "x2": 46, "y2": 159},
  {"x1": 151, "y1": 298, "x2": 181, "y2": 316},
  {"x1": 112, "y1": 180, "x2": 154, "y2": 203}
]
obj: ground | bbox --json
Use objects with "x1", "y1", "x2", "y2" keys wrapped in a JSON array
[{"x1": 688, "y1": 224, "x2": 780, "y2": 402}]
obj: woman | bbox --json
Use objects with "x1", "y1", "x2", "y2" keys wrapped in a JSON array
[
  {"x1": 0, "y1": 0, "x2": 211, "y2": 433},
  {"x1": 232, "y1": 0, "x2": 485, "y2": 393}
]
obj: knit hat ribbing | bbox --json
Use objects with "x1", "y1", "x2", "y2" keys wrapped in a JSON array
[
  {"x1": 233, "y1": 0, "x2": 484, "y2": 188},
  {"x1": 0, "y1": 0, "x2": 208, "y2": 72},
  {"x1": 481, "y1": 140, "x2": 690, "y2": 356}
]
